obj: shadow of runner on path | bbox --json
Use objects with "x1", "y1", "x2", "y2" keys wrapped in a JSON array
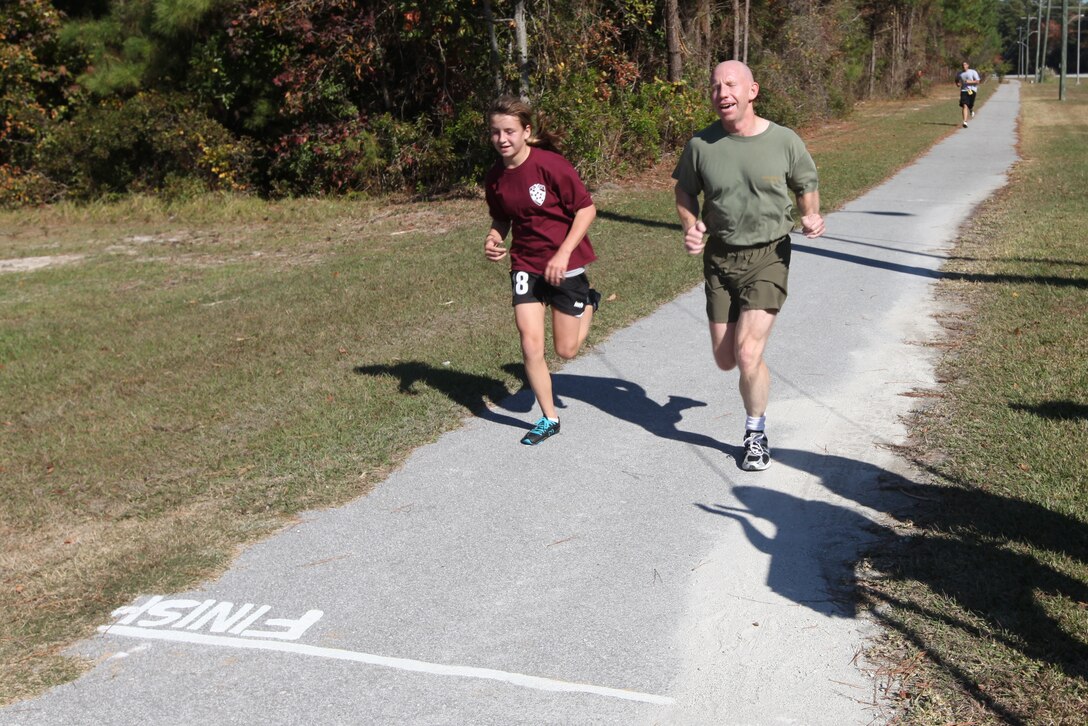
[
  {"x1": 353, "y1": 362, "x2": 739, "y2": 458},
  {"x1": 501, "y1": 363, "x2": 742, "y2": 459},
  {"x1": 353, "y1": 361, "x2": 532, "y2": 429},
  {"x1": 711, "y1": 447, "x2": 1088, "y2": 721},
  {"x1": 694, "y1": 490, "x2": 871, "y2": 619}
]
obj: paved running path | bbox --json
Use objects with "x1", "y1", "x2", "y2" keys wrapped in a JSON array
[{"x1": 2, "y1": 83, "x2": 1020, "y2": 726}]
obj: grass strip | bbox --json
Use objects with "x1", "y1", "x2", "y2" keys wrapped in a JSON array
[
  {"x1": 861, "y1": 82, "x2": 1088, "y2": 723},
  {"x1": 0, "y1": 83, "x2": 996, "y2": 703}
]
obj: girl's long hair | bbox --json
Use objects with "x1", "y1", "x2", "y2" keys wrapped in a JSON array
[{"x1": 487, "y1": 95, "x2": 563, "y2": 153}]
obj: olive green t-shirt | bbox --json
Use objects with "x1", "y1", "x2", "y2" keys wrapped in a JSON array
[{"x1": 672, "y1": 121, "x2": 819, "y2": 251}]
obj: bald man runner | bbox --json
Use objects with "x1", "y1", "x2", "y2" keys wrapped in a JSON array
[{"x1": 673, "y1": 60, "x2": 825, "y2": 471}]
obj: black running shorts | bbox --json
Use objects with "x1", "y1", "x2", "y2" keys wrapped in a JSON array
[{"x1": 510, "y1": 270, "x2": 592, "y2": 318}]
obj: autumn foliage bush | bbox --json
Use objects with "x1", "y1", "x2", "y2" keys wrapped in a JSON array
[
  {"x1": 0, "y1": 0, "x2": 82, "y2": 206},
  {"x1": 1, "y1": 0, "x2": 1008, "y2": 205},
  {"x1": 36, "y1": 92, "x2": 253, "y2": 200}
]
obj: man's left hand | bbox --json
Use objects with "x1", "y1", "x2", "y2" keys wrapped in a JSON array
[{"x1": 801, "y1": 213, "x2": 825, "y2": 238}]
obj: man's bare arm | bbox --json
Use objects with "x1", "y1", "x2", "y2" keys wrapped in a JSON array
[
  {"x1": 796, "y1": 190, "x2": 824, "y2": 238},
  {"x1": 675, "y1": 184, "x2": 706, "y2": 255}
]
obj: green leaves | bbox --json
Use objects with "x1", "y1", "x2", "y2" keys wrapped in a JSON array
[{"x1": 151, "y1": 0, "x2": 229, "y2": 35}]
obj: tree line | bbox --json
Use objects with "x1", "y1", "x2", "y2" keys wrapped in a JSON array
[{"x1": 2, "y1": 0, "x2": 1007, "y2": 206}]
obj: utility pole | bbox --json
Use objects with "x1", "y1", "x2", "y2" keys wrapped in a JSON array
[
  {"x1": 1036, "y1": 0, "x2": 1046, "y2": 80},
  {"x1": 1025, "y1": 13, "x2": 1039, "y2": 78},
  {"x1": 1041, "y1": 0, "x2": 1053, "y2": 81},
  {"x1": 1019, "y1": 26, "x2": 1025, "y2": 77},
  {"x1": 1061, "y1": 0, "x2": 1069, "y2": 97}
]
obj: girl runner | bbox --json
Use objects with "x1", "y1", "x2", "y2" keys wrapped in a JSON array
[{"x1": 483, "y1": 96, "x2": 601, "y2": 445}]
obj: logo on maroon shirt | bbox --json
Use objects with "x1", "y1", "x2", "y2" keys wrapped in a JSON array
[{"x1": 529, "y1": 183, "x2": 546, "y2": 206}]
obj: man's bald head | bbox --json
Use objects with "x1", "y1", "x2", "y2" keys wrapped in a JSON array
[{"x1": 711, "y1": 60, "x2": 754, "y2": 85}]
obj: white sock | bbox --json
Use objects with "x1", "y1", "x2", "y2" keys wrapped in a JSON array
[{"x1": 745, "y1": 415, "x2": 766, "y2": 432}]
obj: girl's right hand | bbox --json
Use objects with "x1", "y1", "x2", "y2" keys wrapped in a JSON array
[{"x1": 484, "y1": 230, "x2": 507, "y2": 261}]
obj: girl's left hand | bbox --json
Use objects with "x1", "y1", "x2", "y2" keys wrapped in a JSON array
[{"x1": 544, "y1": 251, "x2": 570, "y2": 286}]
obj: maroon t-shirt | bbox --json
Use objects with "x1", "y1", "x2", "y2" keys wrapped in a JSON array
[{"x1": 484, "y1": 147, "x2": 597, "y2": 276}]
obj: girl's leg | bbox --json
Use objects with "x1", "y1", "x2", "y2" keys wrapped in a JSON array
[
  {"x1": 551, "y1": 305, "x2": 593, "y2": 360},
  {"x1": 514, "y1": 302, "x2": 558, "y2": 419}
]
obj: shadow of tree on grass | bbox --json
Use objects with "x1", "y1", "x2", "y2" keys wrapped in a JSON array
[
  {"x1": 695, "y1": 447, "x2": 1088, "y2": 722},
  {"x1": 1009, "y1": 400, "x2": 1088, "y2": 421}
]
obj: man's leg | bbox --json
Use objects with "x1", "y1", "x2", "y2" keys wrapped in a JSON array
[
  {"x1": 709, "y1": 310, "x2": 776, "y2": 470},
  {"x1": 734, "y1": 308, "x2": 776, "y2": 470},
  {"x1": 733, "y1": 308, "x2": 777, "y2": 417},
  {"x1": 708, "y1": 320, "x2": 738, "y2": 371},
  {"x1": 707, "y1": 310, "x2": 776, "y2": 411}
]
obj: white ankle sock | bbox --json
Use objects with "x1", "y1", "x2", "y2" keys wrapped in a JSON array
[{"x1": 745, "y1": 415, "x2": 766, "y2": 432}]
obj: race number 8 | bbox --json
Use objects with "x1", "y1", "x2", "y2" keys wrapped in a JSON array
[{"x1": 514, "y1": 271, "x2": 530, "y2": 295}]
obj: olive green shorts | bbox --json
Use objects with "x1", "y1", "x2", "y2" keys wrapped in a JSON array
[{"x1": 704, "y1": 235, "x2": 791, "y2": 323}]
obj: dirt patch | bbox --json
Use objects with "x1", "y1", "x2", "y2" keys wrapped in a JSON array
[
  {"x1": 0, "y1": 255, "x2": 84, "y2": 274},
  {"x1": 357, "y1": 198, "x2": 482, "y2": 237}
]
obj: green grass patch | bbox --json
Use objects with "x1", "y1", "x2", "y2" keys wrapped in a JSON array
[
  {"x1": 0, "y1": 86, "x2": 1004, "y2": 704},
  {"x1": 861, "y1": 82, "x2": 1088, "y2": 723}
]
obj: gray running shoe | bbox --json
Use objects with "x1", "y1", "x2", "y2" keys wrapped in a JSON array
[{"x1": 741, "y1": 430, "x2": 771, "y2": 471}]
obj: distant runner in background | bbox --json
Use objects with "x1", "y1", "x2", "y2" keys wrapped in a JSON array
[
  {"x1": 958, "y1": 61, "x2": 981, "y2": 128},
  {"x1": 483, "y1": 96, "x2": 601, "y2": 446}
]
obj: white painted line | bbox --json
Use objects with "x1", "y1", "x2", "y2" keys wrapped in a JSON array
[{"x1": 99, "y1": 625, "x2": 674, "y2": 706}]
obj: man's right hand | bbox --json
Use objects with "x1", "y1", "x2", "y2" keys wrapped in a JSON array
[{"x1": 684, "y1": 220, "x2": 707, "y2": 255}]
